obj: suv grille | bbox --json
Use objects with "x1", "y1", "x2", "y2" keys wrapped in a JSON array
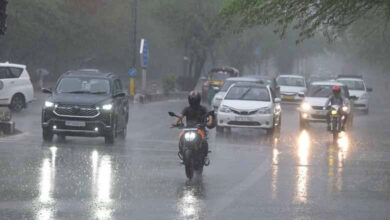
[{"x1": 54, "y1": 104, "x2": 100, "y2": 118}]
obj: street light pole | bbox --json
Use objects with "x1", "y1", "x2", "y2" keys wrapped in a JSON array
[{"x1": 129, "y1": 0, "x2": 137, "y2": 95}]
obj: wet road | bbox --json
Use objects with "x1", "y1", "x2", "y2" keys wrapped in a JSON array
[{"x1": 1, "y1": 95, "x2": 390, "y2": 220}]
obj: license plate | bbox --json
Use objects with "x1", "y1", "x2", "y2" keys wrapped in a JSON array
[
  {"x1": 235, "y1": 116, "x2": 251, "y2": 121},
  {"x1": 283, "y1": 95, "x2": 294, "y2": 100},
  {"x1": 314, "y1": 110, "x2": 326, "y2": 115},
  {"x1": 65, "y1": 121, "x2": 86, "y2": 127}
]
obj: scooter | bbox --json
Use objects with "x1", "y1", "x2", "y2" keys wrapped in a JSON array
[{"x1": 169, "y1": 111, "x2": 214, "y2": 179}]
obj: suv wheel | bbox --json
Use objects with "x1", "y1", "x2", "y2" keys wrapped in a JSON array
[
  {"x1": 10, "y1": 94, "x2": 25, "y2": 112},
  {"x1": 43, "y1": 128, "x2": 53, "y2": 142},
  {"x1": 105, "y1": 122, "x2": 116, "y2": 144}
]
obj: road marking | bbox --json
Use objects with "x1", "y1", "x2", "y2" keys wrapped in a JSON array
[{"x1": 210, "y1": 156, "x2": 271, "y2": 219}]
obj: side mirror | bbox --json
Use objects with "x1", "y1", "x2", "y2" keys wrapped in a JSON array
[
  {"x1": 298, "y1": 91, "x2": 305, "y2": 98},
  {"x1": 350, "y1": 95, "x2": 358, "y2": 101},
  {"x1": 367, "y1": 88, "x2": 373, "y2": 92},
  {"x1": 274, "y1": 98, "x2": 281, "y2": 103},
  {"x1": 113, "y1": 92, "x2": 126, "y2": 98},
  {"x1": 42, "y1": 88, "x2": 52, "y2": 94},
  {"x1": 168, "y1": 112, "x2": 177, "y2": 117}
]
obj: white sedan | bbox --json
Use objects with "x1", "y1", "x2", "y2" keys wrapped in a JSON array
[
  {"x1": 277, "y1": 75, "x2": 307, "y2": 102},
  {"x1": 217, "y1": 83, "x2": 281, "y2": 134}
]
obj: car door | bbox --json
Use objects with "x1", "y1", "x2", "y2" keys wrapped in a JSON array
[{"x1": 0, "y1": 67, "x2": 16, "y2": 104}]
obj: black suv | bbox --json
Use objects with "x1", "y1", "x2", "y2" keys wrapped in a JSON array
[{"x1": 41, "y1": 70, "x2": 129, "y2": 144}]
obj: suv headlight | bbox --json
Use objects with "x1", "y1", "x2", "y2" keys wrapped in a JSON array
[
  {"x1": 44, "y1": 101, "x2": 54, "y2": 108},
  {"x1": 102, "y1": 104, "x2": 113, "y2": 111},
  {"x1": 342, "y1": 106, "x2": 348, "y2": 112},
  {"x1": 300, "y1": 102, "x2": 311, "y2": 112},
  {"x1": 257, "y1": 107, "x2": 271, "y2": 114},
  {"x1": 219, "y1": 105, "x2": 231, "y2": 113}
]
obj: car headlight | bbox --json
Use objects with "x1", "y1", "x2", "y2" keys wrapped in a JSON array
[
  {"x1": 102, "y1": 104, "x2": 113, "y2": 110},
  {"x1": 219, "y1": 105, "x2": 231, "y2": 113},
  {"x1": 184, "y1": 132, "x2": 196, "y2": 141},
  {"x1": 342, "y1": 106, "x2": 348, "y2": 112},
  {"x1": 257, "y1": 107, "x2": 271, "y2": 114},
  {"x1": 300, "y1": 102, "x2": 311, "y2": 111},
  {"x1": 44, "y1": 101, "x2": 54, "y2": 108}
]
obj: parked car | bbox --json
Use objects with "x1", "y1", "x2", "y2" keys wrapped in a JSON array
[
  {"x1": 0, "y1": 62, "x2": 34, "y2": 112},
  {"x1": 276, "y1": 75, "x2": 307, "y2": 102},
  {"x1": 41, "y1": 69, "x2": 129, "y2": 144},
  {"x1": 217, "y1": 82, "x2": 282, "y2": 134},
  {"x1": 211, "y1": 76, "x2": 273, "y2": 112},
  {"x1": 298, "y1": 81, "x2": 354, "y2": 129},
  {"x1": 337, "y1": 75, "x2": 372, "y2": 114}
]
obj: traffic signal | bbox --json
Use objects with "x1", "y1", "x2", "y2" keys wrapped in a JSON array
[{"x1": 0, "y1": 0, "x2": 8, "y2": 35}]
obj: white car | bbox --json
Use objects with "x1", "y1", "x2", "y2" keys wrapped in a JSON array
[
  {"x1": 217, "y1": 83, "x2": 281, "y2": 134},
  {"x1": 277, "y1": 75, "x2": 307, "y2": 102},
  {"x1": 298, "y1": 81, "x2": 353, "y2": 129},
  {"x1": 337, "y1": 75, "x2": 372, "y2": 113},
  {"x1": 0, "y1": 62, "x2": 34, "y2": 112},
  {"x1": 212, "y1": 77, "x2": 266, "y2": 112}
]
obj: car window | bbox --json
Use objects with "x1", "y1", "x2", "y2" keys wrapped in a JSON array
[
  {"x1": 277, "y1": 77, "x2": 305, "y2": 87},
  {"x1": 113, "y1": 79, "x2": 123, "y2": 94},
  {"x1": 0, "y1": 67, "x2": 13, "y2": 79},
  {"x1": 338, "y1": 79, "x2": 365, "y2": 91},
  {"x1": 56, "y1": 77, "x2": 111, "y2": 95},
  {"x1": 9, "y1": 68, "x2": 23, "y2": 78},
  {"x1": 225, "y1": 86, "x2": 270, "y2": 101},
  {"x1": 307, "y1": 85, "x2": 346, "y2": 97}
]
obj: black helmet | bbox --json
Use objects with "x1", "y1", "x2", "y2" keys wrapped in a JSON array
[{"x1": 188, "y1": 91, "x2": 201, "y2": 107}]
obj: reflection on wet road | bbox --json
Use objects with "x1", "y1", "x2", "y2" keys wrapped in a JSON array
[{"x1": 0, "y1": 99, "x2": 390, "y2": 219}]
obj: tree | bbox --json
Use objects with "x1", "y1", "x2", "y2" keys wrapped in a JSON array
[{"x1": 222, "y1": 0, "x2": 390, "y2": 43}]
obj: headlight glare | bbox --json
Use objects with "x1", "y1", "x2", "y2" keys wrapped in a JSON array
[
  {"x1": 301, "y1": 102, "x2": 311, "y2": 111},
  {"x1": 44, "y1": 101, "x2": 54, "y2": 108},
  {"x1": 184, "y1": 132, "x2": 196, "y2": 141},
  {"x1": 342, "y1": 106, "x2": 348, "y2": 112},
  {"x1": 102, "y1": 104, "x2": 113, "y2": 110}
]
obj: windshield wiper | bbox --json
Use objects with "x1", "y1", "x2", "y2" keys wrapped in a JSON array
[
  {"x1": 239, "y1": 88, "x2": 251, "y2": 99},
  {"x1": 90, "y1": 91, "x2": 108, "y2": 94},
  {"x1": 67, "y1": 90, "x2": 91, "y2": 94}
]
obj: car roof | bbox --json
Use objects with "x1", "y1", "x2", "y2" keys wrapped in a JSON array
[
  {"x1": 231, "y1": 82, "x2": 269, "y2": 88},
  {"x1": 62, "y1": 69, "x2": 115, "y2": 78},
  {"x1": 0, "y1": 62, "x2": 26, "y2": 69},
  {"x1": 225, "y1": 77, "x2": 262, "y2": 82},
  {"x1": 337, "y1": 78, "x2": 364, "y2": 82},
  {"x1": 311, "y1": 81, "x2": 345, "y2": 86},
  {"x1": 278, "y1": 74, "x2": 304, "y2": 79}
]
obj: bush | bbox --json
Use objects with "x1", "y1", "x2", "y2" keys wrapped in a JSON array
[{"x1": 162, "y1": 74, "x2": 177, "y2": 94}]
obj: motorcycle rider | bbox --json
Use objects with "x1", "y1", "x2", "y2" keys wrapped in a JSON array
[
  {"x1": 324, "y1": 85, "x2": 348, "y2": 131},
  {"x1": 172, "y1": 91, "x2": 214, "y2": 164}
]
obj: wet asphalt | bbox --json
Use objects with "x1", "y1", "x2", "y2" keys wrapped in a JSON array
[{"x1": 0, "y1": 94, "x2": 389, "y2": 220}]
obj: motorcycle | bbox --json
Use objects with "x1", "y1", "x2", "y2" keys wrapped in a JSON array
[
  {"x1": 328, "y1": 104, "x2": 346, "y2": 143},
  {"x1": 169, "y1": 111, "x2": 214, "y2": 179}
]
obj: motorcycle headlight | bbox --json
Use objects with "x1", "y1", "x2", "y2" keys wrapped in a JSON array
[
  {"x1": 257, "y1": 107, "x2": 271, "y2": 114},
  {"x1": 300, "y1": 102, "x2": 311, "y2": 112},
  {"x1": 44, "y1": 101, "x2": 54, "y2": 108},
  {"x1": 342, "y1": 106, "x2": 348, "y2": 112},
  {"x1": 184, "y1": 132, "x2": 196, "y2": 141},
  {"x1": 102, "y1": 104, "x2": 113, "y2": 111},
  {"x1": 219, "y1": 105, "x2": 231, "y2": 113},
  {"x1": 331, "y1": 110, "x2": 338, "y2": 115}
]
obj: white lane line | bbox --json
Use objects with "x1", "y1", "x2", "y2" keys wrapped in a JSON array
[{"x1": 210, "y1": 156, "x2": 271, "y2": 219}]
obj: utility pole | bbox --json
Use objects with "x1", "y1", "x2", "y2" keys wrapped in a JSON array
[
  {"x1": 129, "y1": 0, "x2": 137, "y2": 95},
  {"x1": 0, "y1": 0, "x2": 8, "y2": 35}
]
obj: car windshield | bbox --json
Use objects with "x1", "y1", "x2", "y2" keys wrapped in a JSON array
[
  {"x1": 338, "y1": 79, "x2": 365, "y2": 91},
  {"x1": 277, "y1": 77, "x2": 305, "y2": 87},
  {"x1": 212, "y1": 72, "x2": 231, "y2": 81},
  {"x1": 225, "y1": 86, "x2": 270, "y2": 101},
  {"x1": 307, "y1": 85, "x2": 346, "y2": 97},
  {"x1": 56, "y1": 77, "x2": 111, "y2": 95}
]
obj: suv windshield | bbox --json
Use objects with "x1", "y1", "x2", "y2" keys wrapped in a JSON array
[
  {"x1": 338, "y1": 79, "x2": 365, "y2": 91},
  {"x1": 277, "y1": 77, "x2": 305, "y2": 87},
  {"x1": 307, "y1": 85, "x2": 346, "y2": 97},
  {"x1": 225, "y1": 86, "x2": 270, "y2": 101},
  {"x1": 56, "y1": 77, "x2": 111, "y2": 95}
]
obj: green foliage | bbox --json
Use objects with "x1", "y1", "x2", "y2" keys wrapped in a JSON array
[
  {"x1": 222, "y1": 0, "x2": 390, "y2": 43},
  {"x1": 162, "y1": 74, "x2": 177, "y2": 94}
]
